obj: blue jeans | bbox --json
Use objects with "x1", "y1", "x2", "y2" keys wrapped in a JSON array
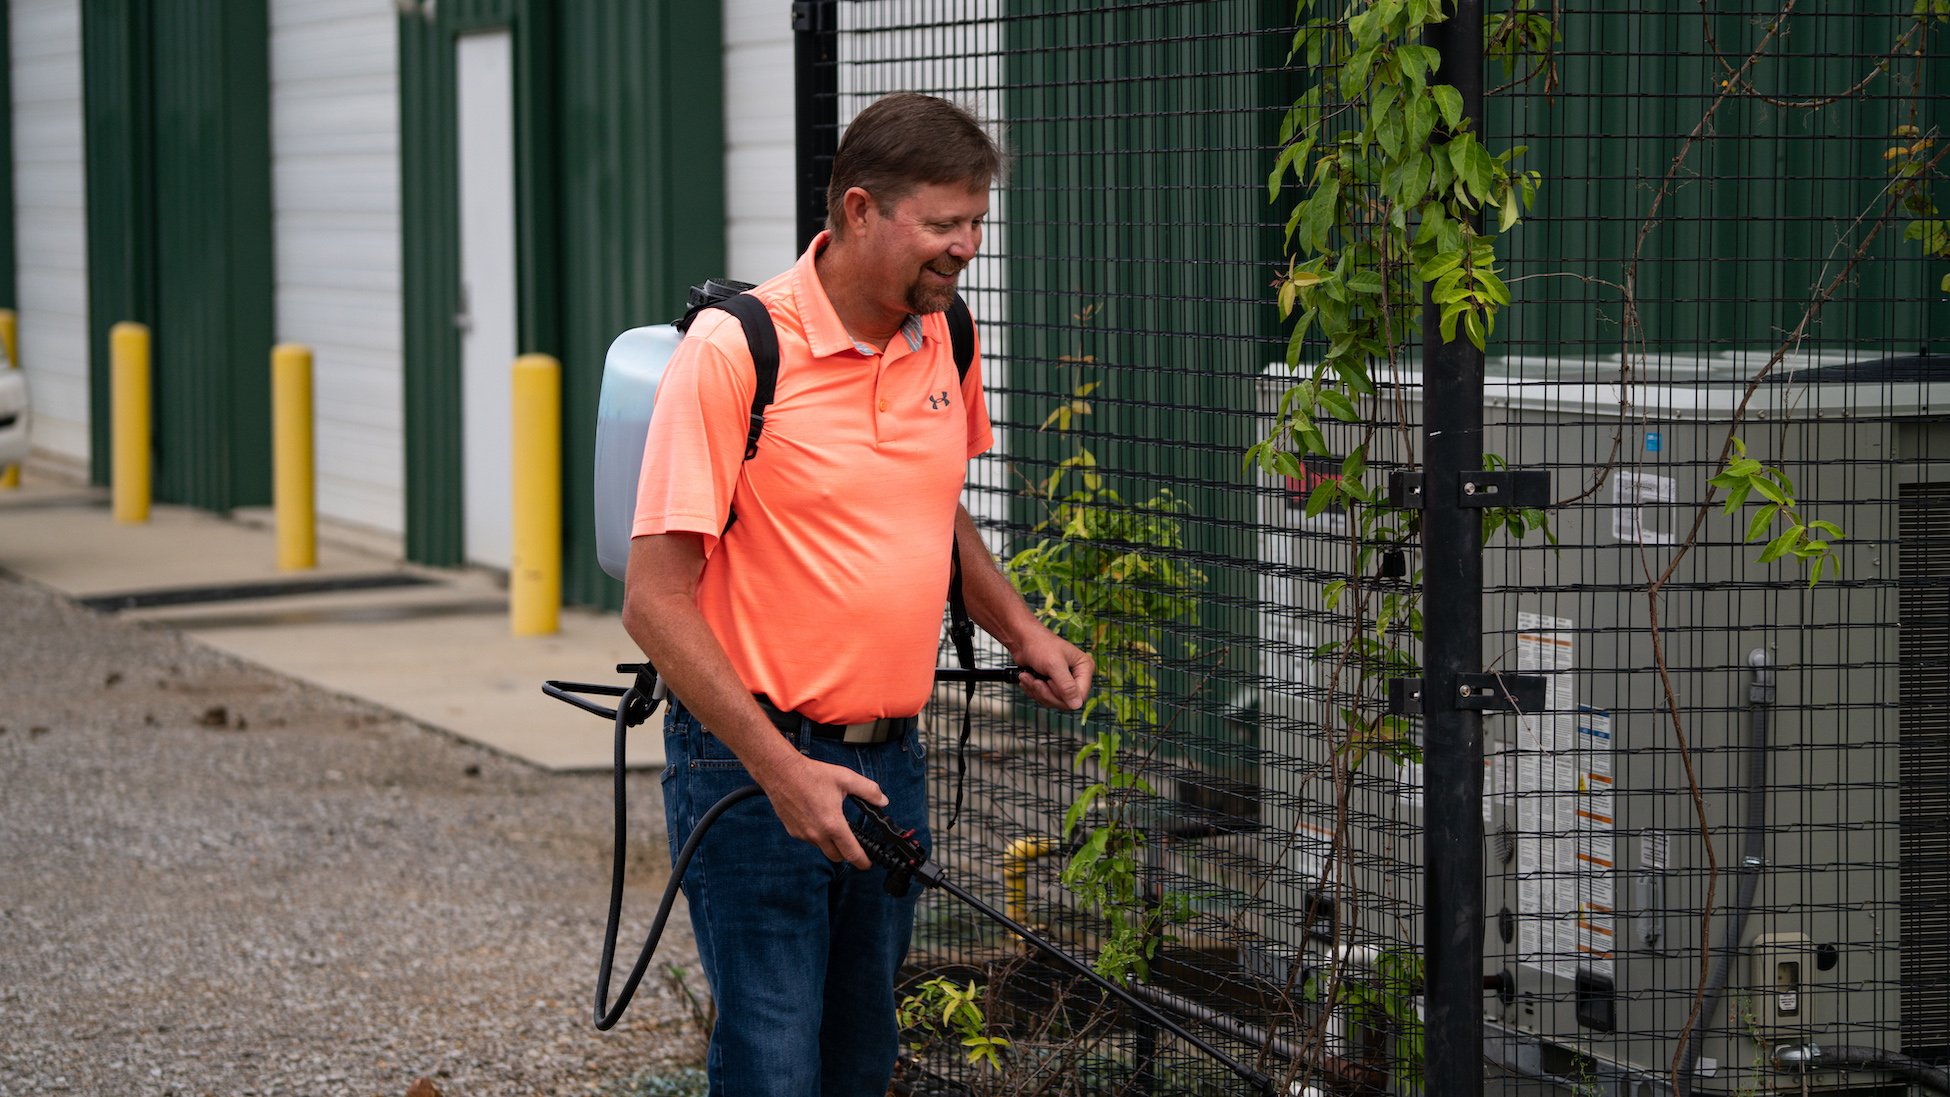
[{"x1": 660, "y1": 703, "x2": 930, "y2": 1097}]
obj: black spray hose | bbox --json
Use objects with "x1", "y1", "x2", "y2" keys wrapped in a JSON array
[
  {"x1": 592, "y1": 677, "x2": 726, "y2": 1030},
  {"x1": 1676, "y1": 648, "x2": 1773, "y2": 1097},
  {"x1": 1775, "y1": 1044, "x2": 1950, "y2": 1095},
  {"x1": 546, "y1": 668, "x2": 1273, "y2": 1091}
]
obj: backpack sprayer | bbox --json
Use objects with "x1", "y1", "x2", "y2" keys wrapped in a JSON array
[{"x1": 551, "y1": 283, "x2": 1280, "y2": 1095}]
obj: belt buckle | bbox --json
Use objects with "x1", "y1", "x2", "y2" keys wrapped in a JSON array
[{"x1": 841, "y1": 719, "x2": 888, "y2": 745}]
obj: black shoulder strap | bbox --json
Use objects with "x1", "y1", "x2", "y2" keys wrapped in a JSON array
[
  {"x1": 703, "y1": 293, "x2": 778, "y2": 462},
  {"x1": 946, "y1": 293, "x2": 975, "y2": 380}
]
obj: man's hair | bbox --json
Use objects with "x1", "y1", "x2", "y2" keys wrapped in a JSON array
[{"x1": 825, "y1": 93, "x2": 1002, "y2": 236}]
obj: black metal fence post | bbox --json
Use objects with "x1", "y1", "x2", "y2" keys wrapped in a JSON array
[
  {"x1": 1421, "y1": 2, "x2": 1486, "y2": 1094},
  {"x1": 791, "y1": 0, "x2": 838, "y2": 250}
]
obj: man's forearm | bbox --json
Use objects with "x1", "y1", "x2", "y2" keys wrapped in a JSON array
[{"x1": 953, "y1": 506, "x2": 1041, "y2": 648}]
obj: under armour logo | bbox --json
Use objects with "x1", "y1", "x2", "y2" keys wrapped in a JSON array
[{"x1": 927, "y1": 391, "x2": 951, "y2": 410}]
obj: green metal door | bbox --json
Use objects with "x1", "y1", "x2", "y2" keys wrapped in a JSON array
[{"x1": 399, "y1": 0, "x2": 724, "y2": 602}]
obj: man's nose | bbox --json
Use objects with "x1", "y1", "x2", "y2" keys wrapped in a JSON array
[{"x1": 949, "y1": 224, "x2": 981, "y2": 261}]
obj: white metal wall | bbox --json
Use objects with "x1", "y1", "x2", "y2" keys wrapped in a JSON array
[
  {"x1": 723, "y1": 0, "x2": 797, "y2": 281},
  {"x1": 8, "y1": 0, "x2": 90, "y2": 467},
  {"x1": 268, "y1": 0, "x2": 403, "y2": 537}
]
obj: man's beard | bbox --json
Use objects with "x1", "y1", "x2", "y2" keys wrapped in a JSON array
[{"x1": 905, "y1": 263, "x2": 964, "y2": 314}]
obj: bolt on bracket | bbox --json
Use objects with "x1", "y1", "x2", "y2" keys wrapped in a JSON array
[
  {"x1": 1387, "y1": 470, "x2": 1551, "y2": 509},
  {"x1": 1388, "y1": 673, "x2": 1547, "y2": 715}
]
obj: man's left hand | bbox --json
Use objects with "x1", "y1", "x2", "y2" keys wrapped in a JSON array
[{"x1": 1012, "y1": 630, "x2": 1094, "y2": 712}]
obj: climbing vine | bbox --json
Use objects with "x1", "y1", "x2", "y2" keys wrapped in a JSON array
[{"x1": 1007, "y1": 301, "x2": 1205, "y2": 982}]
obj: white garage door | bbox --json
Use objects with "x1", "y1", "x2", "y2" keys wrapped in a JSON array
[
  {"x1": 269, "y1": 0, "x2": 404, "y2": 537},
  {"x1": 8, "y1": 0, "x2": 90, "y2": 467}
]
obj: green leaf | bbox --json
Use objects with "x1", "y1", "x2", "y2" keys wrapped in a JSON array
[
  {"x1": 1498, "y1": 190, "x2": 1520, "y2": 232},
  {"x1": 1745, "y1": 503, "x2": 1779, "y2": 542},
  {"x1": 1332, "y1": 357, "x2": 1377, "y2": 396},
  {"x1": 1346, "y1": 270, "x2": 1386, "y2": 295},
  {"x1": 1306, "y1": 477, "x2": 1339, "y2": 518},
  {"x1": 1342, "y1": 443, "x2": 1368, "y2": 481},
  {"x1": 1758, "y1": 526, "x2": 1801, "y2": 564},
  {"x1": 1298, "y1": 424, "x2": 1330, "y2": 456},
  {"x1": 1433, "y1": 84, "x2": 1464, "y2": 130},
  {"x1": 1317, "y1": 389, "x2": 1362, "y2": 422}
]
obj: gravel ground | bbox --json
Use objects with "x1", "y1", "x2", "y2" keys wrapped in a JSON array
[{"x1": 0, "y1": 575, "x2": 707, "y2": 1097}]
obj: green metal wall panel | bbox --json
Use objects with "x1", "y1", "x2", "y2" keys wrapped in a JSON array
[
  {"x1": 1487, "y1": 8, "x2": 1945, "y2": 355},
  {"x1": 398, "y1": 8, "x2": 465, "y2": 565},
  {"x1": 553, "y1": 0, "x2": 725, "y2": 608},
  {"x1": 80, "y1": 0, "x2": 156, "y2": 485},
  {"x1": 151, "y1": 0, "x2": 274, "y2": 509},
  {"x1": 80, "y1": 0, "x2": 273, "y2": 508},
  {"x1": 397, "y1": 0, "x2": 724, "y2": 596}
]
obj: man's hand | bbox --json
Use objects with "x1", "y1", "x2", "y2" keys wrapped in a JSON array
[
  {"x1": 756, "y1": 753, "x2": 888, "y2": 869},
  {"x1": 1011, "y1": 629, "x2": 1094, "y2": 712}
]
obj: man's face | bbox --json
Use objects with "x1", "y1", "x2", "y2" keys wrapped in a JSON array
[{"x1": 856, "y1": 181, "x2": 989, "y2": 316}]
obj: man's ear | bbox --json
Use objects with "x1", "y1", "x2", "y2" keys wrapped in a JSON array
[{"x1": 841, "y1": 186, "x2": 877, "y2": 234}]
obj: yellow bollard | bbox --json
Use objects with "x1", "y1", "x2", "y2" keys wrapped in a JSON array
[
  {"x1": 111, "y1": 322, "x2": 151, "y2": 523},
  {"x1": 510, "y1": 353, "x2": 561, "y2": 636},
  {"x1": 1, "y1": 308, "x2": 18, "y2": 489},
  {"x1": 272, "y1": 344, "x2": 316, "y2": 570}
]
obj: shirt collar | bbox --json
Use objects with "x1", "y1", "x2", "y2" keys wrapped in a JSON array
[
  {"x1": 793, "y1": 231, "x2": 862, "y2": 359},
  {"x1": 793, "y1": 231, "x2": 933, "y2": 359}
]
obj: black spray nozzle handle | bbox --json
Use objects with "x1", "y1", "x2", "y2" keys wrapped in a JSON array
[
  {"x1": 847, "y1": 796, "x2": 931, "y2": 875},
  {"x1": 932, "y1": 664, "x2": 1047, "y2": 684}
]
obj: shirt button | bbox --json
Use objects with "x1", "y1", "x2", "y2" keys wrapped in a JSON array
[{"x1": 878, "y1": 398, "x2": 890, "y2": 412}]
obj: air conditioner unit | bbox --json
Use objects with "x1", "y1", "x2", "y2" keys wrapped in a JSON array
[{"x1": 1213, "y1": 351, "x2": 1950, "y2": 1096}]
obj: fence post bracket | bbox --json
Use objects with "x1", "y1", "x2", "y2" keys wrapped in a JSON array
[
  {"x1": 1389, "y1": 673, "x2": 1546, "y2": 715},
  {"x1": 1388, "y1": 469, "x2": 1551, "y2": 509}
]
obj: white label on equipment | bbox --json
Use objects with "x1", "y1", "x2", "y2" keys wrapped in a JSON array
[
  {"x1": 1642, "y1": 829, "x2": 1669, "y2": 872},
  {"x1": 1612, "y1": 471, "x2": 1678, "y2": 545},
  {"x1": 1512, "y1": 614, "x2": 1616, "y2": 981}
]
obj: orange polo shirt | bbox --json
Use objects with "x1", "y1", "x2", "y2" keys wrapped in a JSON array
[{"x1": 631, "y1": 234, "x2": 993, "y2": 724}]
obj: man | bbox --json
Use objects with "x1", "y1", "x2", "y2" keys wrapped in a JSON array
[{"x1": 621, "y1": 93, "x2": 1093, "y2": 1097}]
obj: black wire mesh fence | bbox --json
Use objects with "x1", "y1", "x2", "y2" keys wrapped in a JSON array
[{"x1": 808, "y1": 2, "x2": 1949, "y2": 1094}]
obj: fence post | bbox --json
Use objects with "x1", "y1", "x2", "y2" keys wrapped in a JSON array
[
  {"x1": 1, "y1": 308, "x2": 17, "y2": 489},
  {"x1": 111, "y1": 321, "x2": 151, "y2": 524},
  {"x1": 1422, "y1": 2, "x2": 1487, "y2": 1094},
  {"x1": 792, "y1": 0, "x2": 839, "y2": 251},
  {"x1": 510, "y1": 353, "x2": 561, "y2": 636},
  {"x1": 272, "y1": 344, "x2": 316, "y2": 570}
]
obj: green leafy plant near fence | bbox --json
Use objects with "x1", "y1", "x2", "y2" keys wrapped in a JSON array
[
  {"x1": 898, "y1": 976, "x2": 1012, "y2": 1072},
  {"x1": 1006, "y1": 302, "x2": 1206, "y2": 983}
]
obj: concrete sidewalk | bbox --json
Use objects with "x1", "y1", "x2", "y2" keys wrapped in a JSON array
[{"x1": 0, "y1": 466, "x2": 660, "y2": 770}]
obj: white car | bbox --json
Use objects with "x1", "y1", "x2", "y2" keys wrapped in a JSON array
[{"x1": 0, "y1": 350, "x2": 29, "y2": 468}]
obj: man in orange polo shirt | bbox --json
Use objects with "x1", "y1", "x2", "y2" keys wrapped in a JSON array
[{"x1": 622, "y1": 94, "x2": 1092, "y2": 1096}]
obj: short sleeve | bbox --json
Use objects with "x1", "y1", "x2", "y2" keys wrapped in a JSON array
[{"x1": 630, "y1": 310, "x2": 759, "y2": 556}]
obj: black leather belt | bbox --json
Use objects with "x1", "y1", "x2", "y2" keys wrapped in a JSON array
[{"x1": 754, "y1": 695, "x2": 918, "y2": 745}]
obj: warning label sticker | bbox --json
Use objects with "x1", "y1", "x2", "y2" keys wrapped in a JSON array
[{"x1": 1511, "y1": 613, "x2": 1618, "y2": 982}]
